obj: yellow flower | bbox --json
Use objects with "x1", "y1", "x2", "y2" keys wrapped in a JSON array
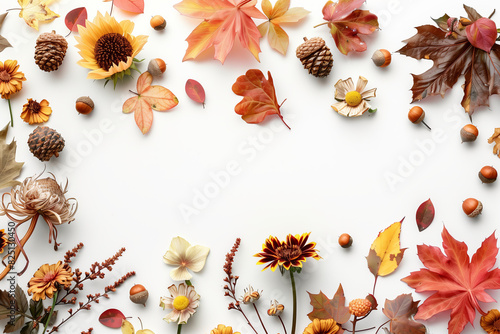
[
  {"x1": 21, "y1": 98, "x2": 52, "y2": 124},
  {"x1": 75, "y1": 12, "x2": 148, "y2": 81},
  {"x1": 28, "y1": 261, "x2": 73, "y2": 301},
  {"x1": 0, "y1": 60, "x2": 26, "y2": 100},
  {"x1": 331, "y1": 76, "x2": 376, "y2": 117},
  {"x1": 303, "y1": 319, "x2": 340, "y2": 334},
  {"x1": 211, "y1": 325, "x2": 240, "y2": 334},
  {"x1": 481, "y1": 309, "x2": 500, "y2": 333}
]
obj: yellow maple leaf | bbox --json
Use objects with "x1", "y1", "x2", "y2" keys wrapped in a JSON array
[{"x1": 18, "y1": 0, "x2": 59, "y2": 30}]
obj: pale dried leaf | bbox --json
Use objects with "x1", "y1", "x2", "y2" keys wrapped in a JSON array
[{"x1": 0, "y1": 124, "x2": 24, "y2": 189}]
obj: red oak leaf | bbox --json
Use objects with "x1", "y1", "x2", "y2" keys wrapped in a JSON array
[
  {"x1": 123, "y1": 72, "x2": 178, "y2": 134},
  {"x1": 398, "y1": 5, "x2": 500, "y2": 115},
  {"x1": 402, "y1": 227, "x2": 500, "y2": 334},
  {"x1": 174, "y1": 0, "x2": 266, "y2": 64},
  {"x1": 317, "y1": 0, "x2": 378, "y2": 55},
  {"x1": 232, "y1": 69, "x2": 290, "y2": 129}
]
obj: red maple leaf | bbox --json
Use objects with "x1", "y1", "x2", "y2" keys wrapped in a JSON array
[{"x1": 402, "y1": 227, "x2": 500, "y2": 334}]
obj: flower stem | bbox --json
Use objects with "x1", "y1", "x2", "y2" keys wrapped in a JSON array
[
  {"x1": 352, "y1": 316, "x2": 358, "y2": 334},
  {"x1": 278, "y1": 316, "x2": 288, "y2": 334},
  {"x1": 7, "y1": 99, "x2": 13, "y2": 127},
  {"x1": 290, "y1": 270, "x2": 297, "y2": 334},
  {"x1": 253, "y1": 304, "x2": 268, "y2": 334},
  {"x1": 185, "y1": 280, "x2": 192, "y2": 286},
  {"x1": 43, "y1": 290, "x2": 58, "y2": 333},
  {"x1": 177, "y1": 324, "x2": 182, "y2": 334}
]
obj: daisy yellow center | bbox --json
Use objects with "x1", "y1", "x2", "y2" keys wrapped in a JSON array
[
  {"x1": 276, "y1": 245, "x2": 301, "y2": 261},
  {"x1": 173, "y1": 295, "x2": 190, "y2": 311},
  {"x1": 345, "y1": 91, "x2": 362, "y2": 107},
  {"x1": 0, "y1": 70, "x2": 10, "y2": 82},
  {"x1": 94, "y1": 33, "x2": 133, "y2": 71}
]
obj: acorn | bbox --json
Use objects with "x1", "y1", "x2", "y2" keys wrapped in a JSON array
[
  {"x1": 460, "y1": 124, "x2": 478, "y2": 142},
  {"x1": 408, "y1": 106, "x2": 431, "y2": 130},
  {"x1": 462, "y1": 198, "x2": 482, "y2": 217},
  {"x1": 371, "y1": 49, "x2": 391, "y2": 67},
  {"x1": 479, "y1": 166, "x2": 497, "y2": 183},
  {"x1": 75, "y1": 96, "x2": 94, "y2": 115},
  {"x1": 338, "y1": 233, "x2": 353, "y2": 248},
  {"x1": 148, "y1": 58, "x2": 166, "y2": 77},
  {"x1": 130, "y1": 284, "x2": 149, "y2": 306},
  {"x1": 150, "y1": 15, "x2": 166, "y2": 31}
]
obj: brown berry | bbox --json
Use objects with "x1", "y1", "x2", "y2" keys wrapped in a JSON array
[
  {"x1": 371, "y1": 49, "x2": 391, "y2": 67},
  {"x1": 462, "y1": 198, "x2": 482, "y2": 217},
  {"x1": 148, "y1": 58, "x2": 166, "y2": 77},
  {"x1": 338, "y1": 233, "x2": 353, "y2": 248},
  {"x1": 460, "y1": 124, "x2": 478, "y2": 142},
  {"x1": 150, "y1": 15, "x2": 166, "y2": 31},
  {"x1": 76, "y1": 96, "x2": 94, "y2": 115},
  {"x1": 479, "y1": 166, "x2": 497, "y2": 183},
  {"x1": 130, "y1": 284, "x2": 148, "y2": 306},
  {"x1": 349, "y1": 299, "x2": 372, "y2": 317}
]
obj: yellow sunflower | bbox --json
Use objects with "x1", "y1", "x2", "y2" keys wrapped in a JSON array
[{"x1": 75, "y1": 12, "x2": 148, "y2": 82}]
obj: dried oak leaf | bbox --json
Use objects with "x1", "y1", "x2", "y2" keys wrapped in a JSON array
[
  {"x1": 257, "y1": 0, "x2": 309, "y2": 55},
  {"x1": 488, "y1": 128, "x2": 500, "y2": 158},
  {"x1": 174, "y1": 0, "x2": 266, "y2": 64},
  {"x1": 123, "y1": 72, "x2": 179, "y2": 134},
  {"x1": 382, "y1": 294, "x2": 426, "y2": 334},
  {"x1": 318, "y1": 0, "x2": 378, "y2": 55},
  {"x1": 398, "y1": 5, "x2": 500, "y2": 115},
  {"x1": 307, "y1": 285, "x2": 350, "y2": 333},
  {"x1": 18, "y1": 0, "x2": 59, "y2": 30},
  {"x1": 0, "y1": 124, "x2": 24, "y2": 190},
  {"x1": 232, "y1": 69, "x2": 290, "y2": 129},
  {"x1": 402, "y1": 227, "x2": 500, "y2": 334},
  {"x1": 0, "y1": 13, "x2": 12, "y2": 53}
]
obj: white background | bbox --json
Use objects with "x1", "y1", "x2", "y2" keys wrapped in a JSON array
[{"x1": 1, "y1": 0, "x2": 500, "y2": 333}]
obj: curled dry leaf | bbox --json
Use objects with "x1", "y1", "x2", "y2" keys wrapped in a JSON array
[
  {"x1": 232, "y1": 69, "x2": 290, "y2": 129},
  {"x1": 185, "y1": 79, "x2": 206, "y2": 107},
  {"x1": 366, "y1": 219, "x2": 406, "y2": 278},
  {"x1": 18, "y1": 0, "x2": 59, "y2": 30},
  {"x1": 257, "y1": 0, "x2": 309, "y2": 55},
  {"x1": 488, "y1": 128, "x2": 500, "y2": 158},
  {"x1": 65, "y1": 7, "x2": 87, "y2": 33},
  {"x1": 416, "y1": 198, "x2": 435, "y2": 232},
  {"x1": 0, "y1": 124, "x2": 24, "y2": 190},
  {"x1": 123, "y1": 72, "x2": 179, "y2": 134}
]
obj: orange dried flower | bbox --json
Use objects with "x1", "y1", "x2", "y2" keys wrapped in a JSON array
[
  {"x1": 0, "y1": 60, "x2": 26, "y2": 99},
  {"x1": 28, "y1": 261, "x2": 73, "y2": 301},
  {"x1": 303, "y1": 318, "x2": 340, "y2": 334},
  {"x1": 0, "y1": 229, "x2": 7, "y2": 253},
  {"x1": 481, "y1": 309, "x2": 500, "y2": 333},
  {"x1": 21, "y1": 98, "x2": 52, "y2": 124}
]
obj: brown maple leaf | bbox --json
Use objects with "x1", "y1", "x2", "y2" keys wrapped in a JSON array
[
  {"x1": 398, "y1": 5, "x2": 500, "y2": 115},
  {"x1": 382, "y1": 294, "x2": 426, "y2": 334},
  {"x1": 307, "y1": 285, "x2": 350, "y2": 333},
  {"x1": 0, "y1": 124, "x2": 23, "y2": 190}
]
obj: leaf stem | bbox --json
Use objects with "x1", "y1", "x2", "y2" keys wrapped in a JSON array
[
  {"x1": 110, "y1": 0, "x2": 114, "y2": 16},
  {"x1": 7, "y1": 99, "x2": 13, "y2": 127},
  {"x1": 129, "y1": 90, "x2": 139, "y2": 96},
  {"x1": 313, "y1": 22, "x2": 329, "y2": 28},
  {"x1": 43, "y1": 290, "x2": 58, "y2": 333},
  {"x1": 374, "y1": 320, "x2": 391, "y2": 334},
  {"x1": 5, "y1": 8, "x2": 22, "y2": 11},
  {"x1": 277, "y1": 99, "x2": 290, "y2": 130},
  {"x1": 372, "y1": 275, "x2": 378, "y2": 296},
  {"x1": 290, "y1": 270, "x2": 297, "y2": 334}
]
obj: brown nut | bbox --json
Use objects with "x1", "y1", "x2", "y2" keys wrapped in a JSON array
[
  {"x1": 148, "y1": 58, "x2": 166, "y2": 77},
  {"x1": 371, "y1": 49, "x2": 391, "y2": 67},
  {"x1": 479, "y1": 166, "x2": 497, "y2": 183},
  {"x1": 408, "y1": 106, "x2": 425, "y2": 124},
  {"x1": 130, "y1": 284, "x2": 149, "y2": 306},
  {"x1": 460, "y1": 124, "x2": 478, "y2": 142},
  {"x1": 150, "y1": 15, "x2": 166, "y2": 31},
  {"x1": 338, "y1": 233, "x2": 353, "y2": 248},
  {"x1": 76, "y1": 96, "x2": 94, "y2": 115},
  {"x1": 462, "y1": 198, "x2": 482, "y2": 217}
]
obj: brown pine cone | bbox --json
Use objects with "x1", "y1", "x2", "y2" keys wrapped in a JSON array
[
  {"x1": 35, "y1": 31, "x2": 68, "y2": 72},
  {"x1": 296, "y1": 37, "x2": 333, "y2": 77},
  {"x1": 28, "y1": 126, "x2": 65, "y2": 161}
]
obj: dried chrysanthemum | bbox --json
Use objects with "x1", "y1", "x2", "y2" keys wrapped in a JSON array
[
  {"x1": 28, "y1": 261, "x2": 73, "y2": 301},
  {"x1": 0, "y1": 60, "x2": 26, "y2": 127},
  {"x1": 0, "y1": 173, "x2": 77, "y2": 279},
  {"x1": 21, "y1": 98, "x2": 52, "y2": 124},
  {"x1": 481, "y1": 309, "x2": 500, "y2": 334},
  {"x1": 303, "y1": 319, "x2": 340, "y2": 334},
  {"x1": 331, "y1": 76, "x2": 377, "y2": 117},
  {"x1": 0, "y1": 229, "x2": 7, "y2": 254},
  {"x1": 211, "y1": 324, "x2": 240, "y2": 334}
]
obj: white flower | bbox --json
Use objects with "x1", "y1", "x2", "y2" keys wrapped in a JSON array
[
  {"x1": 163, "y1": 236, "x2": 210, "y2": 281},
  {"x1": 241, "y1": 285, "x2": 261, "y2": 304},
  {"x1": 160, "y1": 283, "x2": 200, "y2": 324},
  {"x1": 331, "y1": 76, "x2": 376, "y2": 117}
]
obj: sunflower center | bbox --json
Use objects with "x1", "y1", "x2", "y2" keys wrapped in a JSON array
[
  {"x1": 173, "y1": 295, "x2": 190, "y2": 311},
  {"x1": 0, "y1": 70, "x2": 10, "y2": 82},
  {"x1": 345, "y1": 91, "x2": 362, "y2": 107},
  {"x1": 276, "y1": 245, "x2": 302, "y2": 261},
  {"x1": 94, "y1": 33, "x2": 133, "y2": 71},
  {"x1": 27, "y1": 100, "x2": 41, "y2": 114},
  {"x1": 494, "y1": 318, "x2": 500, "y2": 329}
]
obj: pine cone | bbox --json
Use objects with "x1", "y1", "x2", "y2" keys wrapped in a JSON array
[
  {"x1": 35, "y1": 31, "x2": 68, "y2": 72},
  {"x1": 28, "y1": 126, "x2": 65, "y2": 161},
  {"x1": 296, "y1": 37, "x2": 333, "y2": 77}
]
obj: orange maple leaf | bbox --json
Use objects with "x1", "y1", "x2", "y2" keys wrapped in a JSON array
[
  {"x1": 123, "y1": 72, "x2": 178, "y2": 134},
  {"x1": 174, "y1": 0, "x2": 266, "y2": 64}
]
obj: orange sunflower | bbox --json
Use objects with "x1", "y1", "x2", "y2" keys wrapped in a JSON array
[
  {"x1": 21, "y1": 98, "x2": 52, "y2": 124},
  {"x1": 75, "y1": 12, "x2": 148, "y2": 85},
  {"x1": 255, "y1": 232, "x2": 321, "y2": 271},
  {"x1": 481, "y1": 309, "x2": 500, "y2": 334},
  {"x1": 28, "y1": 261, "x2": 73, "y2": 301}
]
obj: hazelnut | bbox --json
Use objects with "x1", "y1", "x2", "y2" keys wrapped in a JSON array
[
  {"x1": 150, "y1": 15, "x2": 166, "y2": 31},
  {"x1": 76, "y1": 96, "x2": 94, "y2": 115},
  {"x1": 408, "y1": 106, "x2": 431, "y2": 130},
  {"x1": 479, "y1": 166, "x2": 497, "y2": 183},
  {"x1": 130, "y1": 284, "x2": 148, "y2": 306},
  {"x1": 338, "y1": 233, "x2": 353, "y2": 248},
  {"x1": 462, "y1": 198, "x2": 483, "y2": 217},
  {"x1": 371, "y1": 49, "x2": 391, "y2": 67},
  {"x1": 148, "y1": 58, "x2": 166, "y2": 77},
  {"x1": 460, "y1": 124, "x2": 478, "y2": 142}
]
